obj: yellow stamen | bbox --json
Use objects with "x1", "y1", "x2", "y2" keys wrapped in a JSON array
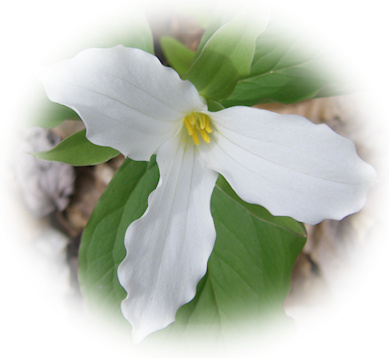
[
  {"x1": 198, "y1": 113, "x2": 206, "y2": 129},
  {"x1": 191, "y1": 128, "x2": 200, "y2": 145},
  {"x1": 183, "y1": 112, "x2": 213, "y2": 145},
  {"x1": 189, "y1": 113, "x2": 196, "y2": 125},
  {"x1": 184, "y1": 117, "x2": 193, "y2": 135},
  {"x1": 199, "y1": 128, "x2": 211, "y2": 143},
  {"x1": 205, "y1": 121, "x2": 212, "y2": 134}
]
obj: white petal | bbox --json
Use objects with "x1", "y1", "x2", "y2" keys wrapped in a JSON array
[
  {"x1": 39, "y1": 46, "x2": 206, "y2": 161},
  {"x1": 202, "y1": 106, "x2": 376, "y2": 225},
  {"x1": 117, "y1": 134, "x2": 218, "y2": 342}
]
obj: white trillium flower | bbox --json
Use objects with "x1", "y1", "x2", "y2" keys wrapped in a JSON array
[{"x1": 40, "y1": 45, "x2": 376, "y2": 342}]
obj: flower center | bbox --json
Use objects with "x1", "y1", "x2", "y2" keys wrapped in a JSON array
[{"x1": 184, "y1": 112, "x2": 213, "y2": 145}]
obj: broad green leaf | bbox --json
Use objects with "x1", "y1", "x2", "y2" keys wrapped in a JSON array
[
  {"x1": 207, "y1": 99, "x2": 225, "y2": 112},
  {"x1": 160, "y1": 36, "x2": 195, "y2": 76},
  {"x1": 183, "y1": 7, "x2": 268, "y2": 101},
  {"x1": 221, "y1": 17, "x2": 349, "y2": 107},
  {"x1": 78, "y1": 157, "x2": 159, "y2": 319},
  {"x1": 221, "y1": 63, "x2": 331, "y2": 106},
  {"x1": 193, "y1": 4, "x2": 237, "y2": 59},
  {"x1": 34, "y1": 129, "x2": 119, "y2": 166},
  {"x1": 78, "y1": 156, "x2": 306, "y2": 339},
  {"x1": 155, "y1": 176, "x2": 306, "y2": 339},
  {"x1": 313, "y1": 82, "x2": 351, "y2": 98},
  {"x1": 216, "y1": 176, "x2": 306, "y2": 237}
]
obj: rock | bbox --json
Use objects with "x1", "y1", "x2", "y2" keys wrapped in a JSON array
[{"x1": 13, "y1": 127, "x2": 75, "y2": 217}]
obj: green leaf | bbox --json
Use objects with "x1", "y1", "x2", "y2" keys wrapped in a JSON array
[
  {"x1": 33, "y1": 129, "x2": 119, "y2": 166},
  {"x1": 78, "y1": 157, "x2": 306, "y2": 339},
  {"x1": 193, "y1": 4, "x2": 237, "y2": 59},
  {"x1": 156, "y1": 176, "x2": 306, "y2": 339},
  {"x1": 207, "y1": 99, "x2": 225, "y2": 112},
  {"x1": 183, "y1": 7, "x2": 268, "y2": 101},
  {"x1": 221, "y1": 18, "x2": 349, "y2": 107},
  {"x1": 221, "y1": 64, "x2": 330, "y2": 106},
  {"x1": 216, "y1": 176, "x2": 306, "y2": 237},
  {"x1": 78, "y1": 157, "x2": 159, "y2": 319},
  {"x1": 160, "y1": 36, "x2": 195, "y2": 76}
]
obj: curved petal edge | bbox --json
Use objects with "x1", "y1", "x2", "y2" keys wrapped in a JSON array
[
  {"x1": 117, "y1": 135, "x2": 218, "y2": 342},
  {"x1": 202, "y1": 106, "x2": 376, "y2": 225},
  {"x1": 39, "y1": 46, "x2": 206, "y2": 161}
]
